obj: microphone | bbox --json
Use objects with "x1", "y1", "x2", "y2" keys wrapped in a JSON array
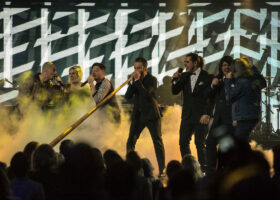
[
  {"x1": 178, "y1": 68, "x2": 183, "y2": 74},
  {"x1": 81, "y1": 80, "x2": 88, "y2": 87},
  {"x1": 172, "y1": 68, "x2": 183, "y2": 84},
  {"x1": 54, "y1": 75, "x2": 64, "y2": 87}
]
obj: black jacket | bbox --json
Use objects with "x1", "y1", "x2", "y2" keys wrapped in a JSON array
[
  {"x1": 172, "y1": 70, "x2": 213, "y2": 121},
  {"x1": 207, "y1": 78, "x2": 232, "y2": 125},
  {"x1": 125, "y1": 73, "x2": 161, "y2": 122}
]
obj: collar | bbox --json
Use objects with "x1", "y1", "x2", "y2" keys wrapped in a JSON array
[{"x1": 192, "y1": 68, "x2": 201, "y2": 76}]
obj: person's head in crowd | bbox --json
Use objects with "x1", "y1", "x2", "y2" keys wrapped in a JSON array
[
  {"x1": 105, "y1": 160, "x2": 137, "y2": 200},
  {"x1": 59, "y1": 139, "x2": 74, "y2": 159},
  {"x1": 60, "y1": 143, "x2": 105, "y2": 199},
  {"x1": 92, "y1": 147, "x2": 105, "y2": 173},
  {"x1": 224, "y1": 175, "x2": 280, "y2": 200},
  {"x1": 69, "y1": 65, "x2": 83, "y2": 84},
  {"x1": 231, "y1": 58, "x2": 253, "y2": 79},
  {"x1": 23, "y1": 141, "x2": 39, "y2": 171},
  {"x1": 10, "y1": 152, "x2": 28, "y2": 178},
  {"x1": 273, "y1": 145, "x2": 280, "y2": 175},
  {"x1": 184, "y1": 53, "x2": 200, "y2": 73},
  {"x1": 181, "y1": 154, "x2": 203, "y2": 182},
  {"x1": 0, "y1": 162, "x2": 7, "y2": 171},
  {"x1": 126, "y1": 151, "x2": 142, "y2": 174},
  {"x1": 220, "y1": 150, "x2": 277, "y2": 200},
  {"x1": 141, "y1": 158, "x2": 154, "y2": 179},
  {"x1": 55, "y1": 152, "x2": 65, "y2": 168},
  {"x1": 91, "y1": 63, "x2": 106, "y2": 83},
  {"x1": 134, "y1": 57, "x2": 148, "y2": 78},
  {"x1": 33, "y1": 144, "x2": 57, "y2": 171},
  {"x1": 168, "y1": 170, "x2": 195, "y2": 200},
  {"x1": 217, "y1": 56, "x2": 233, "y2": 77},
  {"x1": 103, "y1": 149, "x2": 123, "y2": 169},
  {"x1": 63, "y1": 143, "x2": 103, "y2": 175},
  {"x1": 42, "y1": 62, "x2": 57, "y2": 81},
  {"x1": 0, "y1": 168, "x2": 11, "y2": 200},
  {"x1": 166, "y1": 160, "x2": 183, "y2": 180}
]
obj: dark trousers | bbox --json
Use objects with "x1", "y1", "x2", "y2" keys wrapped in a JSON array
[
  {"x1": 206, "y1": 117, "x2": 234, "y2": 175},
  {"x1": 126, "y1": 118, "x2": 165, "y2": 173},
  {"x1": 235, "y1": 119, "x2": 259, "y2": 142},
  {"x1": 179, "y1": 118, "x2": 207, "y2": 171}
]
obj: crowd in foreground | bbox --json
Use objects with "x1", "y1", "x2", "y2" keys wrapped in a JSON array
[{"x1": 0, "y1": 138, "x2": 280, "y2": 200}]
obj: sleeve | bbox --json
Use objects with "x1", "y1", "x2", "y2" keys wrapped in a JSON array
[
  {"x1": 204, "y1": 74, "x2": 215, "y2": 116},
  {"x1": 251, "y1": 65, "x2": 266, "y2": 89},
  {"x1": 171, "y1": 74, "x2": 186, "y2": 95},
  {"x1": 93, "y1": 79, "x2": 111, "y2": 104},
  {"x1": 124, "y1": 82, "x2": 137, "y2": 100},
  {"x1": 224, "y1": 78, "x2": 244, "y2": 102}
]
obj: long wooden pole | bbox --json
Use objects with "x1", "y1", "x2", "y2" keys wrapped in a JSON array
[{"x1": 49, "y1": 76, "x2": 133, "y2": 147}]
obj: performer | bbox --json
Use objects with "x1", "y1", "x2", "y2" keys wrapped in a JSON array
[
  {"x1": 205, "y1": 55, "x2": 234, "y2": 175},
  {"x1": 64, "y1": 65, "x2": 91, "y2": 100},
  {"x1": 87, "y1": 63, "x2": 121, "y2": 123},
  {"x1": 125, "y1": 57, "x2": 165, "y2": 176},
  {"x1": 224, "y1": 58, "x2": 264, "y2": 142},
  {"x1": 172, "y1": 53, "x2": 213, "y2": 172},
  {"x1": 17, "y1": 61, "x2": 63, "y2": 109}
]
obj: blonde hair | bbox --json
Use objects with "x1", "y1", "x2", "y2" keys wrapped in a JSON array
[
  {"x1": 232, "y1": 58, "x2": 253, "y2": 79},
  {"x1": 69, "y1": 65, "x2": 83, "y2": 81}
]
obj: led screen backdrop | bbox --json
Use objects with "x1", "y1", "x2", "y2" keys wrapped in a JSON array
[{"x1": 0, "y1": 2, "x2": 279, "y2": 127}]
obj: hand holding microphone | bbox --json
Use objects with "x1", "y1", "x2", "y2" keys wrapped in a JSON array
[
  {"x1": 54, "y1": 75, "x2": 64, "y2": 87},
  {"x1": 172, "y1": 68, "x2": 183, "y2": 79},
  {"x1": 211, "y1": 77, "x2": 219, "y2": 87}
]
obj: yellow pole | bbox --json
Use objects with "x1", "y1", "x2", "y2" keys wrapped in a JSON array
[{"x1": 49, "y1": 76, "x2": 133, "y2": 147}]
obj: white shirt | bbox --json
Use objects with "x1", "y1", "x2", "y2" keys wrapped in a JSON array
[{"x1": 190, "y1": 68, "x2": 201, "y2": 92}]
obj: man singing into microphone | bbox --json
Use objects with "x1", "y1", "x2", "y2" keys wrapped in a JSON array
[
  {"x1": 125, "y1": 57, "x2": 165, "y2": 176},
  {"x1": 17, "y1": 61, "x2": 63, "y2": 110},
  {"x1": 205, "y1": 55, "x2": 234, "y2": 175},
  {"x1": 172, "y1": 53, "x2": 213, "y2": 172}
]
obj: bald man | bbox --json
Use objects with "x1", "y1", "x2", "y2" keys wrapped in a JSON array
[{"x1": 17, "y1": 62, "x2": 63, "y2": 109}]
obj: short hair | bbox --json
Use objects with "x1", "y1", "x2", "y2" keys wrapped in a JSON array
[
  {"x1": 42, "y1": 62, "x2": 56, "y2": 71},
  {"x1": 92, "y1": 63, "x2": 106, "y2": 71},
  {"x1": 185, "y1": 53, "x2": 199, "y2": 63},
  {"x1": 134, "y1": 57, "x2": 148, "y2": 68},
  {"x1": 10, "y1": 152, "x2": 28, "y2": 177}
]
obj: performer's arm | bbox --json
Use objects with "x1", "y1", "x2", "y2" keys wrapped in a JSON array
[
  {"x1": 171, "y1": 73, "x2": 186, "y2": 95},
  {"x1": 92, "y1": 79, "x2": 111, "y2": 104},
  {"x1": 224, "y1": 78, "x2": 243, "y2": 102},
  {"x1": 134, "y1": 77, "x2": 157, "y2": 99},
  {"x1": 251, "y1": 65, "x2": 266, "y2": 89},
  {"x1": 124, "y1": 82, "x2": 137, "y2": 100}
]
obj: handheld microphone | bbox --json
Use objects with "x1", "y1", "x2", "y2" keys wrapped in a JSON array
[
  {"x1": 54, "y1": 75, "x2": 64, "y2": 87},
  {"x1": 178, "y1": 68, "x2": 183, "y2": 74},
  {"x1": 172, "y1": 68, "x2": 183, "y2": 84},
  {"x1": 81, "y1": 80, "x2": 88, "y2": 87}
]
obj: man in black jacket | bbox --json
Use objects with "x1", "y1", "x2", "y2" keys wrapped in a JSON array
[
  {"x1": 205, "y1": 56, "x2": 234, "y2": 175},
  {"x1": 125, "y1": 57, "x2": 165, "y2": 176},
  {"x1": 172, "y1": 53, "x2": 212, "y2": 172}
]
